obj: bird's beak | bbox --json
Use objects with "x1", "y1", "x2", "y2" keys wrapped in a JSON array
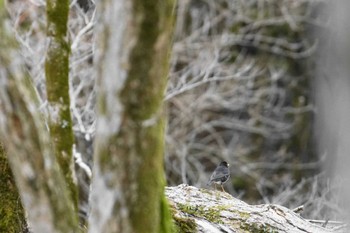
[{"x1": 227, "y1": 163, "x2": 230, "y2": 167}]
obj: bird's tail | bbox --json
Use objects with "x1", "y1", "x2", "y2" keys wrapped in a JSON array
[{"x1": 206, "y1": 180, "x2": 212, "y2": 186}]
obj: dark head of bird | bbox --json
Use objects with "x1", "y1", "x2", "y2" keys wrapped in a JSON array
[{"x1": 219, "y1": 161, "x2": 229, "y2": 167}]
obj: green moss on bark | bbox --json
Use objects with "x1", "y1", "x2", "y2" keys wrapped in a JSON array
[
  {"x1": 45, "y1": 0, "x2": 77, "y2": 210},
  {"x1": 0, "y1": 3, "x2": 27, "y2": 232},
  {"x1": 177, "y1": 203, "x2": 223, "y2": 224},
  {"x1": 130, "y1": 117, "x2": 167, "y2": 233},
  {"x1": 173, "y1": 215, "x2": 197, "y2": 233},
  {"x1": 0, "y1": 144, "x2": 27, "y2": 233},
  {"x1": 116, "y1": 0, "x2": 175, "y2": 232},
  {"x1": 93, "y1": 0, "x2": 175, "y2": 232},
  {"x1": 121, "y1": 0, "x2": 175, "y2": 121},
  {"x1": 0, "y1": 0, "x2": 79, "y2": 231},
  {"x1": 239, "y1": 222, "x2": 279, "y2": 233}
]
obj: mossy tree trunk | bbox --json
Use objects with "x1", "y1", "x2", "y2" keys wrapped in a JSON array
[
  {"x1": 88, "y1": 0, "x2": 175, "y2": 232},
  {"x1": 0, "y1": 143, "x2": 27, "y2": 233},
  {"x1": 0, "y1": 2, "x2": 79, "y2": 232},
  {"x1": 45, "y1": 0, "x2": 77, "y2": 208},
  {"x1": 0, "y1": 78, "x2": 80, "y2": 233}
]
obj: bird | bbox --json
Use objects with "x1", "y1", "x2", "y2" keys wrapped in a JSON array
[{"x1": 207, "y1": 161, "x2": 230, "y2": 192}]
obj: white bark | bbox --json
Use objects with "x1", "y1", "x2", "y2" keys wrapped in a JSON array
[{"x1": 88, "y1": 0, "x2": 136, "y2": 232}]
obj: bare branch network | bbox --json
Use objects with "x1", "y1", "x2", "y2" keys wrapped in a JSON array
[{"x1": 6, "y1": 0, "x2": 344, "y2": 225}]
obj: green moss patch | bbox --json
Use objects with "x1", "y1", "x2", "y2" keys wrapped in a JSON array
[
  {"x1": 177, "y1": 203, "x2": 223, "y2": 224},
  {"x1": 173, "y1": 215, "x2": 197, "y2": 233}
]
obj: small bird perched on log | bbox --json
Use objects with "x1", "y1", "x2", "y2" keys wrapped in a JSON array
[{"x1": 207, "y1": 161, "x2": 230, "y2": 192}]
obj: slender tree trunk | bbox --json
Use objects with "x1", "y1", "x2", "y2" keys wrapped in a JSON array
[
  {"x1": 88, "y1": 0, "x2": 175, "y2": 232},
  {"x1": 0, "y1": 2, "x2": 79, "y2": 232},
  {"x1": 45, "y1": 0, "x2": 77, "y2": 208}
]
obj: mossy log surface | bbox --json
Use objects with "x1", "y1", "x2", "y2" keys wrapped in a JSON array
[{"x1": 166, "y1": 184, "x2": 347, "y2": 233}]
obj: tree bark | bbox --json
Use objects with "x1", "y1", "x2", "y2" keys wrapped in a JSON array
[
  {"x1": 0, "y1": 143, "x2": 27, "y2": 233},
  {"x1": 0, "y1": 2, "x2": 79, "y2": 232},
  {"x1": 45, "y1": 0, "x2": 77, "y2": 208},
  {"x1": 0, "y1": 79, "x2": 79, "y2": 233},
  {"x1": 88, "y1": 0, "x2": 175, "y2": 232},
  {"x1": 166, "y1": 184, "x2": 347, "y2": 233}
]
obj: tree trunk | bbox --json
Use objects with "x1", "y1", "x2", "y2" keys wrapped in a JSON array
[
  {"x1": 88, "y1": 0, "x2": 175, "y2": 232},
  {"x1": 0, "y1": 2, "x2": 79, "y2": 232},
  {"x1": 0, "y1": 79, "x2": 80, "y2": 233},
  {"x1": 45, "y1": 0, "x2": 77, "y2": 208}
]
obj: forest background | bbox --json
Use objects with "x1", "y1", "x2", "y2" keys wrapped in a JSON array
[{"x1": 1, "y1": 0, "x2": 350, "y2": 232}]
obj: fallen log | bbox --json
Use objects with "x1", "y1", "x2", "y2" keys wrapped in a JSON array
[{"x1": 165, "y1": 184, "x2": 347, "y2": 233}]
